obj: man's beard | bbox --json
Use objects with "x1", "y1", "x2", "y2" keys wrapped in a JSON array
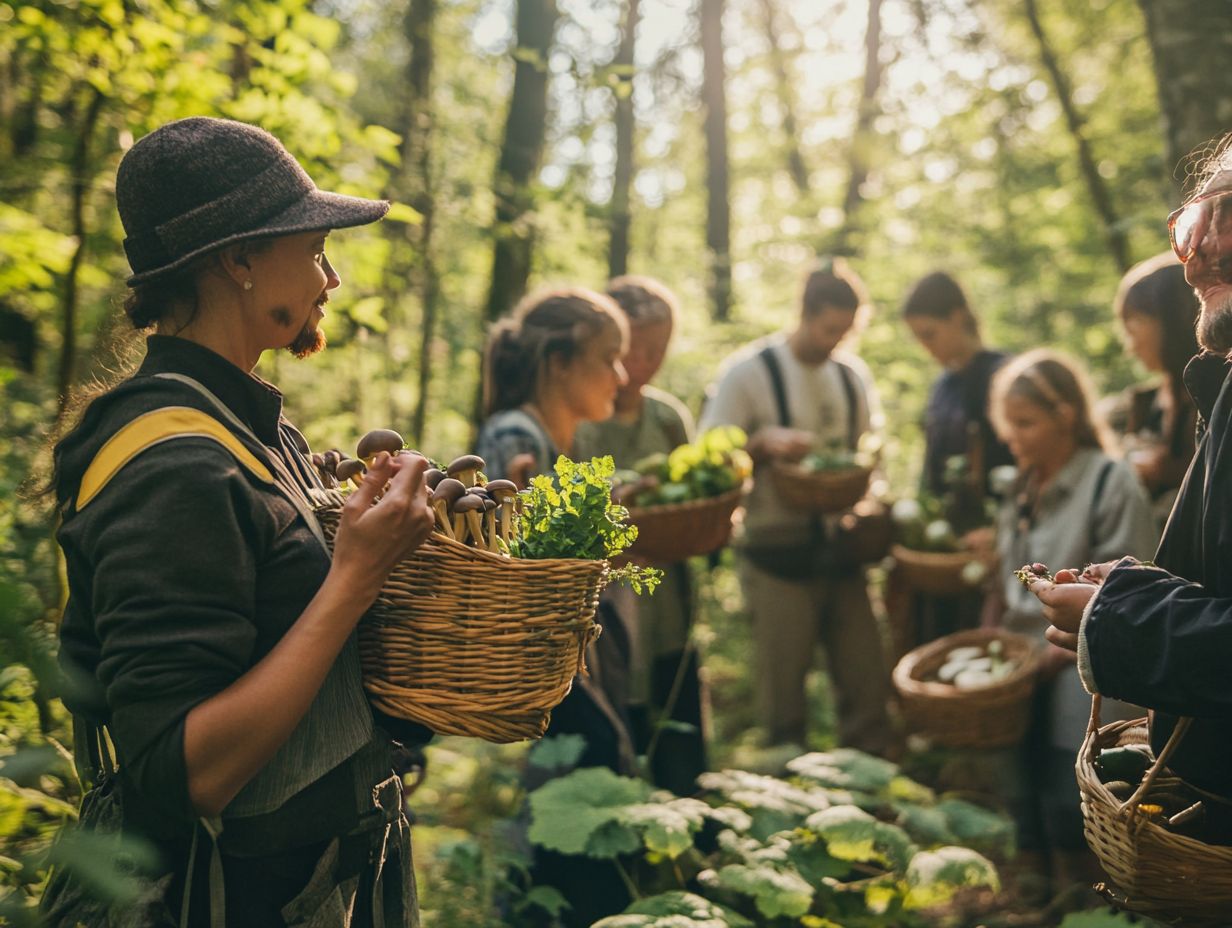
[
  {"x1": 287, "y1": 323, "x2": 326, "y2": 359},
  {"x1": 1197, "y1": 291, "x2": 1232, "y2": 354}
]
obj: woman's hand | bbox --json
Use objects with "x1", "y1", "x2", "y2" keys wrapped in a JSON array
[
  {"x1": 747, "y1": 426, "x2": 813, "y2": 465},
  {"x1": 1028, "y1": 561, "x2": 1123, "y2": 653},
  {"x1": 330, "y1": 451, "x2": 434, "y2": 602}
]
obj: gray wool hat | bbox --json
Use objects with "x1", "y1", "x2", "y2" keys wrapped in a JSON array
[{"x1": 117, "y1": 116, "x2": 390, "y2": 286}]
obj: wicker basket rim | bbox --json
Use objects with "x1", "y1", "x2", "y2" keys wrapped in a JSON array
[
  {"x1": 1078, "y1": 712, "x2": 1232, "y2": 862},
  {"x1": 892, "y1": 628, "x2": 1040, "y2": 697},
  {"x1": 625, "y1": 484, "x2": 746, "y2": 518},
  {"x1": 890, "y1": 544, "x2": 980, "y2": 565},
  {"x1": 772, "y1": 460, "x2": 872, "y2": 480},
  {"x1": 314, "y1": 505, "x2": 611, "y2": 573}
]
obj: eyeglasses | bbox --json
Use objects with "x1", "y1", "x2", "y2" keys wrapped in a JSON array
[{"x1": 1168, "y1": 188, "x2": 1232, "y2": 264}]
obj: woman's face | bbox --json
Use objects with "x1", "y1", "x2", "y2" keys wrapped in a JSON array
[
  {"x1": 621, "y1": 320, "x2": 672, "y2": 394},
  {"x1": 1000, "y1": 393, "x2": 1073, "y2": 471},
  {"x1": 1121, "y1": 308, "x2": 1164, "y2": 373},
  {"x1": 906, "y1": 309, "x2": 972, "y2": 368},
  {"x1": 245, "y1": 230, "x2": 340, "y2": 357},
  {"x1": 558, "y1": 326, "x2": 628, "y2": 423}
]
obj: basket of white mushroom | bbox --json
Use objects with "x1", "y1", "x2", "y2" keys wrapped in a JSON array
[
  {"x1": 310, "y1": 432, "x2": 660, "y2": 743},
  {"x1": 892, "y1": 628, "x2": 1041, "y2": 749}
]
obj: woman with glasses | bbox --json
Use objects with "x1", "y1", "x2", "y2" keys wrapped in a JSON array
[{"x1": 1034, "y1": 139, "x2": 1232, "y2": 856}]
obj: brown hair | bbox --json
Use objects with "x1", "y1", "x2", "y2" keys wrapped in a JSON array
[
  {"x1": 122, "y1": 238, "x2": 274, "y2": 330},
  {"x1": 483, "y1": 287, "x2": 628, "y2": 416},
  {"x1": 902, "y1": 270, "x2": 978, "y2": 333},
  {"x1": 801, "y1": 258, "x2": 869, "y2": 318},
  {"x1": 606, "y1": 275, "x2": 678, "y2": 328},
  {"x1": 989, "y1": 349, "x2": 1110, "y2": 452}
]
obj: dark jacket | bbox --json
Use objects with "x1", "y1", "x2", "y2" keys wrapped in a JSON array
[
  {"x1": 1083, "y1": 351, "x2": 1232, "y2": 797},
  {"x1": 922, "y1": 349, "x2": 1015, "y2": 498}
]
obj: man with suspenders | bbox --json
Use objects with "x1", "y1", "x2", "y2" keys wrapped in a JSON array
[{"x1": 700, "y1": 260, "x2": 895, "y2": 756}]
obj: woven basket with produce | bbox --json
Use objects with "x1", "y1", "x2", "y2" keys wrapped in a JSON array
[
  {"x1": 892, "y1": 628, "x2": 1040, "y2": 748},
  {"x1": 615, "y1": 426, "x2": 751, "y2": 563},
  {"x1": 312, "y1": 431, "x2": 659, "y2": 743},
  {"x1": 1077, "y1": 696, "x2": 1232, "y2": 921},
  {"x1": 770, "y1": 446, "x2": 872, "y2": 513}
]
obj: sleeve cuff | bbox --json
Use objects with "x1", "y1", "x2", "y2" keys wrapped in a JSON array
[{"x1": 1076, "y1": 584, "x2": 1102, "y2": 695}]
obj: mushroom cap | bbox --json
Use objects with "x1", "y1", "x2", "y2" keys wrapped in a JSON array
[
  {"x1": 484, "y1": 479, "x2": 518, "y2": 499},
  {"x1": 446, "y1": 454, "x2": 486, "y2": 477},
  {"x1": 453, "y1": 494, "x2": 486, "y2": 513},
  {"x1": 357, "y1": 428, "x2": 405, "y2": 460},
  {"x1": 321, "y1": 450, "x2": 343, "y2": 475},
  {"x1": 424, "y1": 468, "x2": 447, "y2": 490},
  {"x1": 310, "y1": 452, "x2": 325, "y2": 468},
  {"x1": 466, "y1": 486, "x2": 492, "y2": 501},
  {"x1": 481, "y1": 498, "x2": 497, "y2": 512},
  {"x1": 336, "y1": 458, "x2": 367, "y2": 482},
  {"x1": 430, "y1": 477, "x2": 468, "y2": 504}
]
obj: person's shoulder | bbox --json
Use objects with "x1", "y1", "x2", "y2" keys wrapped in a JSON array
[
  {"x1": 829, "y1": 348, "x2": 875, "y2": 383},
  {"x1": 642, "y1": 385, "x2": 691, "y2": 425},
  {"x1": 478, "y1": 408, "x2": 545, "y2": 442},
  {"x1": 715, "y1": 333, "x2": 783, "y2": 382}
]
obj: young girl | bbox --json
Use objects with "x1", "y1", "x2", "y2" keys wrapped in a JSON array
[
  {"x1": 573, "y1": 275, "x2": 707, "y2": 796},
  {"x1": 1107, "y1": 252, "x2": 1200, "y2": 529},
  {"x1": 987, "y1": 349, "x2": 1156, "y2": 903},
  {"x1": 476, "y1": 286, "x2": 628, "y2": 488}
]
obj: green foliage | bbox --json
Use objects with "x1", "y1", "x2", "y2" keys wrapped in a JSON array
[
  {"x1": 592, "y1": 891, "x2": 753, "y2": 928},
  {"x1": 902, "y1": 847, "x2": 1000, "y2": 909},
  {"x1": 621, "y1": 426, "x2": 752, "y2": 507},
  {"x1": 511, "y1": 455, "x2": 661, "y2": 593}
]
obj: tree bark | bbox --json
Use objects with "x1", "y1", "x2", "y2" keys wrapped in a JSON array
[
  {"x1": 831, "y1": 0, "x2": 883, "y2": 257},
  {"x1": 700, "y1": 0, "x2": 732, "y2": 322},
  {"x1": 482, "y1": 0, "x2": 558, "y2": 324},
  {"x1": 1024, "y1": 0, "x2": 1131, "y2": 272},
  {"x1": 608, "y1": 0, "x2": 639, "y2": 280},
  {"x1": 1137, "y1": 0, "x2": 1232, "y2": 197},
  {"x1": 57, "y1": 86, "x2": 105, "y2": 417},
  {"x1": 757, "y1": 0, "x2": 808, "y2": 195}
]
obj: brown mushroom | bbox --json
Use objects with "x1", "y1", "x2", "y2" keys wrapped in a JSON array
[
  {"x1": 446, "y1": 454, "x2": 486, "y2": 488},
  {"x1": 336, "y1": 458, "x2": 367, "y2": 488},
  {"x1": 452, "y1": 493, "x2": 486, "y2": 546},
  {"x1": 424, "y1": 468, "x2": 447, "y2": 490},
  {"x1": 480, "y1": 497, "x2": 500, "y2": 552},
  {"x1": 357, "y1": 428, "x2": 405, "y2": 463},
  {"x1": 484, "y1": 479, "x2": 519, "y2": 545},
  {"x1": 430, "y1": 478, "x2": 467, "y2": 540}
]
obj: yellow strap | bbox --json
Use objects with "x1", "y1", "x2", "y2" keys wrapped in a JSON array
[{"x1": 76, "y1": 406, "x2": 274, "y2": 511}]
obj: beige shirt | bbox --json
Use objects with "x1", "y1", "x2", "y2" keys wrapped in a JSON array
[{"x1": 699, "y1": 334, "x2": 882, "y2": 545}]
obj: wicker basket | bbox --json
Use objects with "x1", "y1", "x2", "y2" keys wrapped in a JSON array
[
  {"x1": 892, "y1": 628, "x2": 1040, "y2": 748},
  {"x1": 891, "y1": 545, "x2": 983, "y2": 596},
  {"x1": 770, "y1": 461, "x2": 871, "y2": 513},
  {"x1": 317, "y1": 508, "x2": 607, "y2": 743},
  {"x1": 1077, "y1": 696, "x2": 1232, "y2": 921},
  {"x1": 624, "y1": 486, "x2": 744, "y2": 563}
]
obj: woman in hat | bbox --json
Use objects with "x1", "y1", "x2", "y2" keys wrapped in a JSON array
[{"x1": 44, "y1": 117, "x2": 434, "y2": 926}]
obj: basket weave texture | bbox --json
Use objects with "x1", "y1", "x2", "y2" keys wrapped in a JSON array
[
  {"x1": 624, "y1": 486, "x2": 744, "y2": 563},
  {"x1": 317, "y1": 507, "x2": 607, "y2": 743},
  {"x1": 890, "y1": 545, "x2": 981, "y2": 596},
  {"x1": 892, "y1": 628, "x2": 1040, "y2": 748},
  {"x1": 770, "y1": 461, "x2": 870, "y2": 512},
  {"x1": 1077, "y1": 698, "x2": 1232, "y2": 920}
]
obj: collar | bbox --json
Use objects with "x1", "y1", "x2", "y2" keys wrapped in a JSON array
[
  {"x1": 1029, "y1": 446, "x2": 1100, "y2": 507},
  {"x1": 1183, "y1": 351, "x2": 1232, "y2": 424},
  {"x1": 137, "y1": 335, "x2": 285, "y2": 445}
]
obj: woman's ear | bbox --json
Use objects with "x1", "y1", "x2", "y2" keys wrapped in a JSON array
[
  {"x1": 1057, "y1": 402, "x2": 1077, "y2": 431},
  {"x1": 216, "y1": 244, "x2": 252, "y2": 290}
]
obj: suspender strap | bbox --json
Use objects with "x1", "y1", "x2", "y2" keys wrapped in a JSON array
[
  {"x1": 758, "y1": 345, "x2": 861, "y2": 450},
  {"x1": 1088, "y1": 459, "x2": 1115, "y2": 551}
]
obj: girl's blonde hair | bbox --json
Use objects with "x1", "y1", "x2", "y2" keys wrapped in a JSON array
[
  {"x1": 483, "y1": 286, "x2": 628, "y2": 416},
  {"x1": 989, "y1": 348, "x2": 1110, "y2": 452}
]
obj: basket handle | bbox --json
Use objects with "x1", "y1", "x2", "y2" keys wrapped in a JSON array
[{"x1": 1089, "y1": 694, "x2": 1194, "y2": 816}]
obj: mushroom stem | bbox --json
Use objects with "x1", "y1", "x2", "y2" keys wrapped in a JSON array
[
  {"x1": 500, "y1": 499, "x2": 516, "y2": 545},
  {"x1": 484, "y1": 509, "x2": 499, "y2": 552},
  {"x1": 464, "y1": 510, "x2": 484, "y2": 548},
  {"x1": 432, "y1": 503, "x2": 454, "y2": 539},
  {"x1": 452, "y1": 511, "x2": 466, "y2": 542}
]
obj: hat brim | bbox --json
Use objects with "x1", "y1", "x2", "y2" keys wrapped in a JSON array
[{"x1": 125, "y1": 189, "x2": 390, "y2": 286}]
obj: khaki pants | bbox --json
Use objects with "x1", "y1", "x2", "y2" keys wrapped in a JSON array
[{"x1": 740, "y1": 559, "x2": 894, "y2": 755}]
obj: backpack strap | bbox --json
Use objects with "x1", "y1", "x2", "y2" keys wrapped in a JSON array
[
  {"x1": 75, "y1": 406, "x2": 275, "y2": 511},
  {"x1": 831, "y1": 358, "x2": 861, "y2": 451},
  {"x1": 759, "y1": 345, "x2": 791, "y2": 428}
]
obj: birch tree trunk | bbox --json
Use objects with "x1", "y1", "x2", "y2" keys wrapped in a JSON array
[
  {"x1": 700, "y1": 0, "x2": 732, "y2": 322},
  {"x1": 608, "y1": 0, "x2": 639, "y2": 280},
  {"x1": 1137, "y1": 0, "x2": 1232, "y2": 196}
]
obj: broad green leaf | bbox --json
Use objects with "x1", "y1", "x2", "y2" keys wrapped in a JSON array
[
  {"x1": 903, "y1": 846, "x2": 1000, "y2": 909},
  {"x1": 621, "y1": 797, "x2": 708, "y2": 858},
  {"x1": 527, "y1": 734, "x2": 587, "y2": 771},
  {"x1": 514, "y1": 885, "x2": 571, "y2": 917},
  {"x1": 527, "y1": 767, "x2": 650, "y2": 857},
  {"x1": 805, "y1": 805, "x2": 917, "y2": 870},
  {"x1": 702, "y1": 862, "x2": 813, "y2": 919},
  {"x1": 787, "y1": 748, "x2": 899, "y2": 793},
  {"x1": 892, "y1": 802, "x2": 956, "y2": 847},
  {"x1": 592, "y1": 891, "x2": 753, "y2": 927},
  {"x1": 935, "y1": 798, "x2": 1015, "y2": 857}
]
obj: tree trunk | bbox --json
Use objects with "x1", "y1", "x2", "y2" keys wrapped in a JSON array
[
  {"x1": 403, "y1": 0, "x2": 439, "y2": 445},
  {"x1": 831, "y1": 0, "x2": 883, "y2": 257},
  {"x1": 1137, "y1": 0, "x2": 1232, "y2": 197},
  {"x1": 700, "y1": 0, "x2": 731, "y2": 322},
  {"x1": 482, "y1": 0, "x2": 558, "y2": 325},
  {"x1": 608, "y1": 0, "x2": 639, "y2": 280},
  {"x1": 57, "y1": 86, "x2": 106, "y2": 417},
  {"x1": 757, "y1": 0, "x2": 808, "y2": 195},
  {"x1": 1024, "y1": 0, "x2": 1131, "y2": 272}
]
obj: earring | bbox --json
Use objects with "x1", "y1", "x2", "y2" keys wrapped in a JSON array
[{"x1": 243, "y1": 280, "x2": 253, "y2": 291}]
